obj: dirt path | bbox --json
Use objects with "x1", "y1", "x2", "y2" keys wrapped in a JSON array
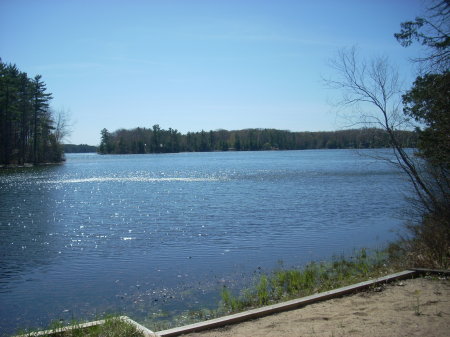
[{"x1": 183, "y1": 277, "x2": 450, "y2": 337}]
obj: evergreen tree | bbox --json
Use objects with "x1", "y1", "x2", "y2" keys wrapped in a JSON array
[
  {"x1": 403, "y1": 71, "x2": 450, "y2": 171},
  {"x1": 0, "y1": 60, "x2": 63, "y2": 165},
  {"x1": 31, "y1": 75, "x2": 52, "y2": 164},
  {"x1": 99, "y1": 128, "x2": 112, "y2": 154}
]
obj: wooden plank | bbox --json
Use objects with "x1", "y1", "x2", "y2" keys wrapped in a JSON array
[
  {"x1": 15, "y1": 316, "x2": 155, "y2": 337},
  {"x1": 411, "y1": 268, "x2": 450, "y2": 275},
  {"x1": 15, "y1": 319, "x2": 107, "y2": 337},
  {"x1": 156, "y1": 270, "x2": 416, "y2": 337}
]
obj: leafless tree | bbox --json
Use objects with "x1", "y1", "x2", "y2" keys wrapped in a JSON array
[
  {"x1": 325, "y1": 47, "x2": 438, "y2": 214},
  {"x1": 53, "y1": 108, "x2": 72, "y2": 143}
]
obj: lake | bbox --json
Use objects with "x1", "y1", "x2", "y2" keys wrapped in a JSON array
[{"x1": 0, "y1": 150, "x2": 409, "y2": 335}]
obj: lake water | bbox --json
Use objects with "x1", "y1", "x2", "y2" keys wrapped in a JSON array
[{"x1": 0, "y1": 150, "x2": 409, "y2": 335}]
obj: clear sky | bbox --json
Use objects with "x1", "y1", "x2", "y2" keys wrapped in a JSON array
[{"x1": 1, "y1": 0, "x2": 425, "y2": 145}]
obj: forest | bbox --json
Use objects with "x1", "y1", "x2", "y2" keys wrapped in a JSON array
[
  {"x1": 99, "y1": 126, "x2": 417, "y2": 154},
  {"x1": 0, "y1": 60, "x2": 65, "y2": 166}
]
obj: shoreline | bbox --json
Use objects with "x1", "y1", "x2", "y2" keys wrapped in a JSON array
[
  {"x1": 182, "y1": 275, "x2": 449, "y2": 337},
  {"x1": 15, "y1": 269, "x2": 449, "y2": 337},
  {"x1": 0, "y1": 161, "x2": 65, "y2": 169}
]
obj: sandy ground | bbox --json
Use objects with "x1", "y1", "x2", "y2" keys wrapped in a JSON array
[{"x1": 183, "y1": 277, "x2": 450, "y2": 337}]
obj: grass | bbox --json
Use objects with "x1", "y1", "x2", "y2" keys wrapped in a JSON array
[{"x1": 218, "y1": 248, "x2": 397, "y2": 314}]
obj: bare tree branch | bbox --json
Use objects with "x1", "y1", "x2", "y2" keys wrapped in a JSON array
[
  {"x1": 325, "y1": 47, "x2": 439, "y2": 212},
  {"x1": 52, "y1": 108, "x2": 73, "y2": 143}
]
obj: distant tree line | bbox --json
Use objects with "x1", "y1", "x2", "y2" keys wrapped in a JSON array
[
  {"x1": 63, "y1": 144, "x2": 98, "y2": 153},
  {"x1": 99, "y1": 125, "x2": 417, "y2": 154},
  {"x1": 0, "y1": 60, "x2": 65, "y2": 165}
]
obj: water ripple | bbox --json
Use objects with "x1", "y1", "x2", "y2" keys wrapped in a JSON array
[
  {"x1": 43, "y1": 177, "x2": 220, "y2": 184},
  {"x1": 0, "y1": 150, "x2": 410, "y2": 335}
]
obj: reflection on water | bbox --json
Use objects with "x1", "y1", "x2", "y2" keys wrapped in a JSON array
[{"x1": 0, "y1": 150, "x2": 408, "y2": 335}]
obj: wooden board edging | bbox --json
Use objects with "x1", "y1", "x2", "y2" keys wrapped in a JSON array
[
  {"x1": 411, "y1": 268, "x2": 450, "y2": 275},
  {"x1": 15, "y1": 319, "x2": 107, "y2": 337},
  {"x1": 155, "y1": 270, "x2": 417, "y2": 337},
  {"x1": 15, "y1": 316, "x2": 155, "y2": 337}
]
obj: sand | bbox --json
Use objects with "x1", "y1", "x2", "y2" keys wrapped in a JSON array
[{"x1": 182, "y1": 277, "x2": 450, "y2": 337}]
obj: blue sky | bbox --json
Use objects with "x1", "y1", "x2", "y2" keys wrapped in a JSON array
[{"x1": 1, "y1": 0, "x2": 425, "y2": 145}]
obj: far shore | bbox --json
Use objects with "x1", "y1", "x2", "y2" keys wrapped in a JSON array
[{"x1": 0, "y1": 161, "x2": 65, "y2": 169}]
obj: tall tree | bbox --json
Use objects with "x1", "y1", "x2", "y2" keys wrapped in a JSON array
[
  {"x1": 152, "y1": 124, "x2": 161, "y2": 153},
  {"x1": 403, "y1": 72, "x2": 450, "y2": 171},
  {"x1": 0, "y1": 63, "x2": 20, "y2": 164},
  {"x1": 99, "y1": 128, "x2": 112, "y2": 154},
  {"x1": 395, "y1": 0, "x2": 449, "y2": 267},
  {"x1": 31, "y1": 75, "x2": 52, "y2": 164},
  {"x1": 394, "y1": 0, "x2": 449, "y2": 72},
  {"x1": 17, "y1": 72, "x2": 33, "y2": 164}
]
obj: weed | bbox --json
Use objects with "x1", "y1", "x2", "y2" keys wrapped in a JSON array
[
  {"x1": 221, "y1": 287, "x2": 246, "y2": 312},
  {"x1": 256, "y1": 275, "x2": 269, "y2": 305},
  {"x1": 413, "y1": 290, "x2": 422, "y2": 316}
]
